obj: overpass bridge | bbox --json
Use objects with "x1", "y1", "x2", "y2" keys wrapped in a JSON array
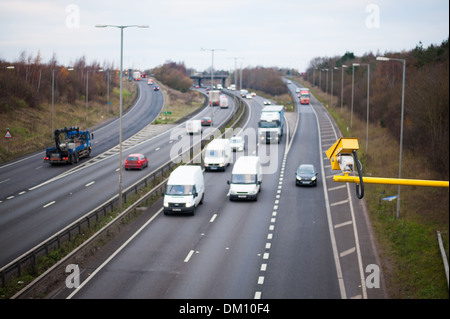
[{"x1": 190, "y1": 73, "x2": 229, "y2": 87}]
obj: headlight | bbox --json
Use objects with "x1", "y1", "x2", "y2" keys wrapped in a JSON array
[
  {"x1": 311, "y1": 176, "x2": 317, "y2": 181},
  {"x1": 164, "y1": 201, "x2": 169, "y2": 207},
  {"x1": 185, "y1": 202, "x2": 192, "y2": 208},
  {"x1": 296, "y1": 176, "x2": 302, "y2": 180}
]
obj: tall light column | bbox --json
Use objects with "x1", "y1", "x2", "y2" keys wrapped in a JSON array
[
  {"x1": 377, "y1": 56, "x2": 406, "y2": 218},
  {"x1": 201, "y1": 48, "x2": 225, "y2": 125},
  {"x1": 96, "y1": 24, "x2": 148, "y2": 213}
]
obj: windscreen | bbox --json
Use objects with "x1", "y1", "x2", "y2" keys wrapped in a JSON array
[
  {"x1": 166, "y1": 185, "x2": 194, "y2": 196},
  {"x1": 259, "y1": 121, "x2": 279, "y2": 128},
  {"x1": 231, "y1": 174, "x2": 257, "y2": 184},
  {"x1": 207, "y1": 149, "x2": 224, "y2": 157}
]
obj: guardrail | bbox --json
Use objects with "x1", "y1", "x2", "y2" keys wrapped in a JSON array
[{"x1": 6, "y1": 90, "x2": 247, "y2": 297}]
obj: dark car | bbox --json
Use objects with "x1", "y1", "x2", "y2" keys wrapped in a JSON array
[
  {"x1": 201, "y1": 116, "x2": 213, "y2": 126},
  {"x1": 295, "y1": 164, "x2": 318, "y2": 186},
  {"x1": 153, "y1": 86, "x2": 160, "y2": 91},
  {"x1": 125, "y1": 153, "x2": 148, "y2": 170}
]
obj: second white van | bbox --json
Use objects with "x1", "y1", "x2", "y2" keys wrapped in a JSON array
[
  {"x1": 227, "y1": 156, "x2": 262, "y2": 201},
  {"x1": 204, "y1": 138, "x2": 231, "y2": 171},
  {"x1": 164, "y1": 165, "x2": 204, "y2": 215}
]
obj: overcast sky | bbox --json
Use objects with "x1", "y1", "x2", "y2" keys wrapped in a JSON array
[{"x1": 0, "y1": 0, "x2": 448, "y2": 72}]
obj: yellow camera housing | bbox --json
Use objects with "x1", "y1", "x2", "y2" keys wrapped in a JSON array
[{"x1": 325, "y1": 137, "x2": 359, "y2": 172}]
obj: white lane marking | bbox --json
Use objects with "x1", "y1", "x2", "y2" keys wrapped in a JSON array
[
  {"x1": 85, "y1": 181, "x2": 95, "y2": 187},
  {"x1": 209, "y1": 214, "x2": 217, "y2": 223},
  {"x1": 43, "y1": 201, "x2": 55, "y2": 208},
  {"x1": 334, "y1": 220, "x2": 353, "y2": 229},
  {"x1": 184, "y1": 250, "x2": 195, "y2": 263},
  {"x1": 340, "y1": 247, "x2": 356, "y2": 258},
  {"x1": 254, "y1": 291, "x2": 262, "y2": 299}
]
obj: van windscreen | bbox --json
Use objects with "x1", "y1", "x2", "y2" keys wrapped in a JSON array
[
  {"x1": 166, "y1": 185, "x2": 194, "y2": 195},
  {"x1": 231, "y1": 174, "x2": 257, "y2": 184}
]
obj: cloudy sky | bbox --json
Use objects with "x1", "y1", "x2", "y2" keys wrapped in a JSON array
[{"x1": 0, "y1": 0, "x2": 448, "y2": 72}]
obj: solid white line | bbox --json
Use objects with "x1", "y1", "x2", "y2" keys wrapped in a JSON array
[
  {"x1": 184, "y1": 250, "x2": 195, "y2": 263},
  {"x1": 43, "y1": 201, "x2": 55, "y2": 208},
  {"x1": 311, "y1": 102, "x2": 347, "y2": 299},
  {"x1": 67, "y1": 207, "x2": 163, "y2": 299}
]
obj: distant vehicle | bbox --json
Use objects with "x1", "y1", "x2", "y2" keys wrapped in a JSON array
[
  {"x1": 153, "y1": 86, "x2": 160, "y2": 91},
  {"x1": 216, "y1": 84, "x2": 223, "y2": 90},
  {"x1": 44, "y1": 126, "x2": 92, "y2": 165},
  {"x1": 299, "y1": 88, "x2": 310, "y2": 104},
  {"x1": 230, "y1": 136, "x2": 245, "y2": 152},
  {"x1": 228, "y1": 84, "x2": 236, "y2": 90},
  {"x1": 246, "y1": 93, "x2": 252, "y2": 99},
  {"x1": 258, "y1": 105, "x2": 285, "y2": 144},
  {"x1": 295, "y1": 88, "x2": 300, "y2": 93},
  {"x1": 164, "y1": 165, "x2": 204, "y2": 215},
  {"x1": 240, "y1": 89, "x2": 248, "y2": 98},
  {"x1": 125, "y1": 153, "x2": 148, "y2": 170},
  {"x1": 209, "y1": 90, "x2": 220, "y2": 106},
  {"x1": 204, "y1": 138, "x2": 231, "y2": 171},
  {"x1": 227, "y1": 156, "x2": 262, "y2": 201},
  {"x1": 295, "y1": 164, "x2": 318, "y2": 186},
  {"x1": 251, "y1": 92, "x2": 256, "y2": 97},
  {"x1": 219, "y1": 95, "x2": 229, "y2": 108},
  {"x1": 147, "y1": 79, "x2": 153, "y2": 85},
  {"x1": 186, "y1": 120, "x2": 202, "y2": 135},
  {"x1": 201, "y1": 116, "x2": 213, "y2": 126},
  {"x1": 263, "y1": 100, "x2": 271, "y2": 105},
  {"x1": 133, "y1": 71, "x2": 141, "y2": 81}
]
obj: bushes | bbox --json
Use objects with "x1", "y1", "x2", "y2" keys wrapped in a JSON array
[{"x1": 151, "y1": 61, "x2": 192, "y2": 92}]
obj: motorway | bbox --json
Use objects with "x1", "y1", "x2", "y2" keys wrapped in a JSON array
[
  {"x1": 0, "y1": 81, "x2": 236, "y2": 269},
  {"x1": 56, "y1": 82, "x2": 387, "y2": 299}
]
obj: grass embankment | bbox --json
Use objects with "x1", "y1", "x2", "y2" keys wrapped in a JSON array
[
  {"x1": 295, "y1": 76, "x2": 449, "y2": 299},
  {"x1": 152, "y1": 84, "x2": 205, "y2": 124},
  {"x1": 0, "y1": 82, "x2": 137, "y2": 163}
]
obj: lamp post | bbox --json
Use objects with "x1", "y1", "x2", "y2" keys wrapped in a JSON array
[
  {"x1": 352, "y1": 63, "x2": 371, "y2": 152},
  {"x1": 86, "y1": 68, "x2": 103, "y2": 128},
  {"x1": 351, "y1": 63, "x2": 359, "y2": 128},
  {"x1": 52, "y1": 66, "x2": 73, "y2": 136},
  {"x1": 201, "y1": 48, "x2": 225, "y2": 125},
  {"x1": 96, "y1": 24, "x2": 149, "y2": 213},
  {"x1": 376, "y1": 56, "x2": 406, "y2": 218}
]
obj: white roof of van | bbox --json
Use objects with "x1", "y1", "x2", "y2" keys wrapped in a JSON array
[
  {"x1": 232, "y1": 156, "x2": 260, "y2": 174},
  {"x1": 168, "y1": 165, "x2": 202, "y2": 185},
  {"x1": 207, "y1": 138, "x2": 229, "y2": 148}
]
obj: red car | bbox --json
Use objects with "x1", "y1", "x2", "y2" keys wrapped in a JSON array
[{"x1": 125, "y1": 153, "x2": 148, "y2": 170}]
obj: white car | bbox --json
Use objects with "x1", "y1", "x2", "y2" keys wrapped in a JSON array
[
  {"x1": 230, "y1": 136, "x2": 245, "y2": 152},
  {"x1": 263, "y1": 100, "x2": 271, "y2": 105}
]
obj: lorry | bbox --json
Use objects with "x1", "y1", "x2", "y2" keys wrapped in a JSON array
[
  {"x1": 299, "y1": 88, "x2": 310, "y2": 104},
  {"x1": 133, "y1": 71, "x2": 141, "y2": 81},
  {"x1": 240, "y1": 89, "x2": 249, "y2": 98},
  {"x1": 209, "y1": 90, "x2": 220, "y2": 106},
  {"x1": 164, "y1": 165, "x2": 204, "y2": 215},
  {"x1": 204, "y1": 138, "x2": 231, "y2": 171},
  {"x1": 258, "y1": 105, "x2": 285, "y2": 144},
  {"x1": 186, "y1": 120, "x2": 202, "y2": 135},
  {"x1": 219, "y1": 95, "x2": 229, "y2": 109},
  {"x1": 44, "y1": 126, "x2": 93, "y2": 165},
  {"x1": 227, "y1": 156, "x2": 262, "y2": 201}
]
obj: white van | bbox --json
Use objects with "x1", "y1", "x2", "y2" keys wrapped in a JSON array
[
  {"x1": 186, "y1": 120, "x2": 202, "y2": 135},
  {"x1": 204, "y1": 138, "x2": 231, "y2": 171},
  {"x1": 164, "y1": 165, "x2": 204, "y2": 215},
  {"x1": 219, "y1": 95, "x2": 229, "y2": 109},
  {"x1": 227, "y1": 156, "x2": 262, "y2": 201}
]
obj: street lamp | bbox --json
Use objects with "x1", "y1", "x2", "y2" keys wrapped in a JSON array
[
  {"x1": 201, "y1": 48, "x2": 225, "y2": 126},
  {"x1": 96, "y1": 24, "x2": 149, "y2": 214},
  {"x1": 52, "y1": 66, "x2": 73, "y2": 136},
  {"x1": 86, "y1": 68, "x2": 103, "y2": 128},
  {"x1": 352, "y1": 63, "x2": 371, "y2": 152},
  {"x1": 376, "y1": 56, "x2": 406, "y2": 218}
]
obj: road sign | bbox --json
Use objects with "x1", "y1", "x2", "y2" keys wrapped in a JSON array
[{"x1": 4, "y1": 129, "x2": 12, "y2": 139}]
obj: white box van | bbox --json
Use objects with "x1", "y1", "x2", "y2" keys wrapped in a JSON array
[
  {"x1": 204, "y1": 138, "x2": 231, "y2": 171},
  {"x1": 227, "y1": 156, "x2": 262, "y2": 201},
  {"x1": 186, "y1": 120, "x2": 202, "y2": 135},
  {"x1": 164, "y1": 165, "x2": 204, "y2": 215}
]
